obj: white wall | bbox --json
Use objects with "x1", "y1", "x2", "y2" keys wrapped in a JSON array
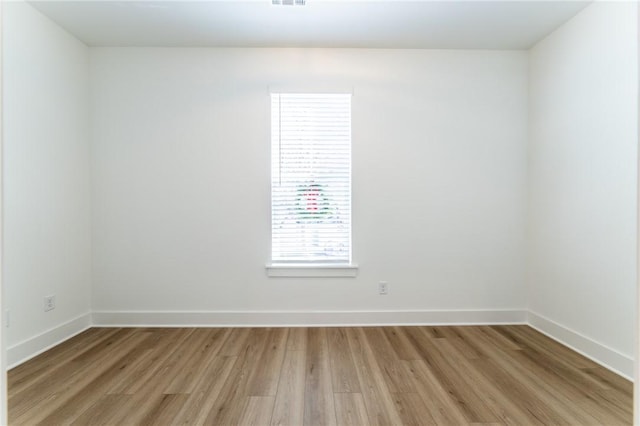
[
  {"x1": 3, "y1": 2, "x2": 91, "y2": 362},
  {"x1": 528, "y1": 1, "x2": 638, "y2": 373},
  {"x1": 90, "y1": 48, "x2": 528, "y2": 321},
  {"x1": 0, "y1": 1, "x2": 7, "y2": 421},
  {"x1": 636, "y1": 1, "x2": 640, "y2": 418}
]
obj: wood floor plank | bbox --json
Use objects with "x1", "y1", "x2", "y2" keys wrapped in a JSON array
[
  {"x1": 104, "y1": 337, "x2": 204, "y2": 424},
  {"x1": 9, "y1": 328, "x2": 119, "y2": 395},
  {"x1": 597, "y1": 389, "x2": 634, "y2": 419},
  {"x1": 114, "y1": 329, "x2": 207, "y2": 401},
  {"x1": 583, "y1": 366, "x2": 634, "y2": 394},
  {"x1": 137, "y1": 393, "x2": 189, "y2": 426},
  {"x1": 217, "y1": 327, "x2": 252, "y2": 356},
  {"x1": 247, "y1": 328, "x2": 289, "y2": 396},
  {"x1": 153, "y1": 329, "x2": 223, "y2": 395},
  {"x1": 392, "y1": 392, "x2": 438, "y2": 426},
  {"x1": 403, "y1": 327, "x2": 499, "y2": 423},
  {"x1": 502, "y1": 325, "x2": 601, "y2": 370},
  {"x1": 458, "y1": 326, "x2": 592, "y2": 424},
  {"x1": 403, "y1": 359, "x2": 468, "y2": 425},
  {"x1": 362, "y1": 327, "x2": 416, "y2": 393},
  {"x1": 345, "y1": 328, "x2": 403, "y2": 426},
  {"x1": 334, "y1": 393, "x2": 370, "y2": 426},
  {"x1": 432, "y1": 337, "x2": 535, "y2": 425},
  {"x1": 497, "y1": 326, "x2": 611, "y2": 395},
  {"x1": 35, "y1": 339, "x2": 161, "y2": 425},
  {"x1": 164, "y1": 328, "x2": 230, "y2": 394},
  {"x1": 468, "y1": 423, "x2": 504, "y2": 426},
  {"x1": 443, "y1": 326, "x2": 485, "y2": 360},
  {"x1": 271, "y1": 350, "x2": 305, "y2": 426},
  {"x1": 468, "y1": 356, "x2": 564, "y2": 425},
  {"x1": 455, "y1": 327, "x2": 570, "y2": 424},
  {"x1": 382, "y1": 326, "x2": 422, "y2": 360},
  {"x1": 238, "y1": 396, "x2": 276, "y2": 426},
  {"x1": 10, "y1": 329, "x2": 145, "y2": 424},
  {"x1": 303, "y1": 328, "x2": 337, "y2": 426},
  {"x1": 170, "y1": 354, "x2": 238, "y2": 425},
  {"x1": 477, "y1": 326, "x2": 523, "y2": 351},
  {"x1": 286, "y1": 327, "x2": 308, "y2": 351},
  {"x1": 577, "y1": 392, "x2": 630, "y2": 425},
  {"x1": 9, "y1": 328, "x2": 113, "y2": 397},
  {"x1": 105, "y1": 328, "x2": 194, "y2": 395},
  {"x1": 203, "y1": 328, "x2": 270, "y2": 425},
  {"x1": 327, "y1": 327, "x2": 361, "y2": 393},
  {"x1": 8, "y1": 325, "x2": 632, "y2": 426},
  {"x1": 511, "y1": 350, "x2": 607, "y2": 424},
  {"x1": 423, "y1": 326, "x2": 453, "y2": 339},
  {"x1": 453, "y1": 326, "x2": 507, "y2": 359},
  {"x1": 70, "y1": 394, "x2": 132, "y2": 426}
]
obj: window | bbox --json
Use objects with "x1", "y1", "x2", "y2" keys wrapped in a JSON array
[{"x1": 269, "y1": 93, "x2": 354, "y2": 273}]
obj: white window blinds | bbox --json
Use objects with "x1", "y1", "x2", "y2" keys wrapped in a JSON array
[{"x1": 271, "y1": 93, "x2": 352, "y2": 264}]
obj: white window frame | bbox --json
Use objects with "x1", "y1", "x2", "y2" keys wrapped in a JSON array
[{"x1": 266, "y1": 92, "x2": 357, "y2": 278}]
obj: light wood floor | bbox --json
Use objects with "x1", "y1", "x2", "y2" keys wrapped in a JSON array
[{"x1": 8, "y1": 325, "x2": 632, "y2": 425}]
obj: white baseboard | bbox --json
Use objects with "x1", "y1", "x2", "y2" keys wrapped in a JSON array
[
  {"x1": 7, "y1": 312, "x2": 92, "y2": 369},
  {"x1": 91, "y1": 309, "x2": 527, "y2": 328},
  {"x1": 527, "y1": 311, "x2": 633, "y2": 380}
]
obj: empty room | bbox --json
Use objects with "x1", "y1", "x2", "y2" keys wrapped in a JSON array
[{"x1": 2, "y1": 0, "x2": 638, "y2": 424}]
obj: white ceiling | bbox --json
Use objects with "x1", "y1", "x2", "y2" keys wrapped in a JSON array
[{"x1": 28, "y1": 0, "x2": 590, "y2": 49}]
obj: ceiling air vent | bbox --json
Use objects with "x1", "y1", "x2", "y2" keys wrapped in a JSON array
[{"x1": 272, "y1": 0, "x2": 305, "y2": 5}]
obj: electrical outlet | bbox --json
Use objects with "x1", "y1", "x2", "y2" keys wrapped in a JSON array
[
  {"x1": 44, "y1": 295, "x2": 56, "y2": 312},
  {"x1": 378, "y1": 281, "x2": 389, "y2": 295}
]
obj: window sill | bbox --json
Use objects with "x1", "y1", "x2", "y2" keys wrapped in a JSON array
[{"x1": 266, "y1": 263, "x2": 359, "y2": 278}]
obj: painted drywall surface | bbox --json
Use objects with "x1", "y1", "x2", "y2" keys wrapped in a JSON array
[
  {"x1": 636, "y1": 1, "x2": 640, "y2": 420},
  {"x1": 90, "y1": 48, "x2": 528, "y2": 313},
  {"x1": 0, "y1": 1, "x2": 7, "y2": 421},
  {"x1": 528, "y1": 2, "x2": 638, "y2": 357},
  {"x1": 3, "y1": 2, "x2": 91, "y2": 347}
]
